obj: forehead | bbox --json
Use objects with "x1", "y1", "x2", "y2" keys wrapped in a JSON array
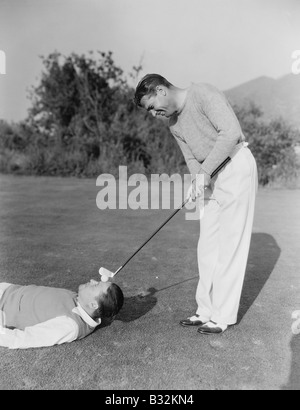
[
  {"x1": 87, "y1": 281, "x2": 110, "y2": 294},
  {"x1": 95, "y1": 281, "x2": 110, "y2": 293},
  {"x1": 101, "y1": 282, "x2": 111, "y2": 292}
]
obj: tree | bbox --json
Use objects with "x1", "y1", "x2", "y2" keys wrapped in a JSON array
[
  {"x1": 234, "y1": 102, "x2": 300, "y2": 185},
  {"x1": 2, "y1": 52, "x2": 298, "y2": 183},
  {"x1": 28, "y1": 51, "x2": 126, "y2": 148}
]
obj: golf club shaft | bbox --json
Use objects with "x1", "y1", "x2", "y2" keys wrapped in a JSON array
[
  {"x1": 115, "y1": 200, "x2": 188, "y2": 274},
  {"x1": 114, "y1": 156, "x2": 231, "y2": 276}
]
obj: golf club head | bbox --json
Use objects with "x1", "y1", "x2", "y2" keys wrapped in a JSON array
[{"x1": 99, "y1": 266, "x2": 115, "y2": 282}]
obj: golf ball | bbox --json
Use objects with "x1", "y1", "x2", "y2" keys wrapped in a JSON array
[
  {"x1": 101, "y1": 274, "x2": 109, "y2": 283},
  {"x1": 292, "y1": 310, "x2": 300, "y2": 320},
  {"x1": 291, "y1": 319, "x2": 300, "y2": 335}
]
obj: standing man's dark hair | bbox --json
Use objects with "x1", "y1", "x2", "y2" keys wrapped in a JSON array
[{"x1": 134, "y1": 74, "x2": 173, "y2": 107}]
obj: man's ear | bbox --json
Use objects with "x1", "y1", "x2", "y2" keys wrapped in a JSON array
[
  {"x1": 89, "y1": 301, "x2": 99, "y2": 310},
  {"x1": 156, "y1": 85, "x2": 166, "y2": 96}
]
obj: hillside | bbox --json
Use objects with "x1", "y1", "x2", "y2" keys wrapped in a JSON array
[{"x1": 224, "y1": 74, "x2": 300, "y2": 130}]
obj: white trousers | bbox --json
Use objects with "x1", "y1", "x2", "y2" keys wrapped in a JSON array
[{"x1": 196, "y1": 145, "x2": 258, "y2": 325}]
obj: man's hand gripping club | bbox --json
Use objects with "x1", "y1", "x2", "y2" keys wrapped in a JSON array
[{"x1": 186, "y1": 172, "x2": 212, "y2": 202}]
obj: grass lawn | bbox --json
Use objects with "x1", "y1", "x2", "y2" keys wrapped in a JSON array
[{"x1": 0, "y1": 174, "x2": 299, "y2": 390}]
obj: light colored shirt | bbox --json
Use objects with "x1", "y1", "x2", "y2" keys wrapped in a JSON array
[
  {"x1": 0, "y1": 283, "x2": 101, "y2": 349},
  {"x1": 169, "y1": 83, "x2": 245, "y2": 179}
]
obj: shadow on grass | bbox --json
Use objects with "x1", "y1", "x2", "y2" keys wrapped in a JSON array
[
  {"x1": 115, "y1": 288, "x2": 157, "y2": 323},
  {"x1": 115, "y1": 277, "x2": 198, "y2": 323},
  {"x1": 115, "y1": 233, "x2": 280, "y2": 324},
  {"x1": 238, "y1": 232, "x2": 281, "y2": 323}
]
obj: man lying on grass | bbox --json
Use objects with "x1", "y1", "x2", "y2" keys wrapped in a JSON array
[{"x1": 0, "y1": 280, "x2": 124, "y2": 349}]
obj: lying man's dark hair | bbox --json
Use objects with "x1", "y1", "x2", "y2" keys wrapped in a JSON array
[{"x1": 95, "y1": 283, "x2": 124, "y2": 320}]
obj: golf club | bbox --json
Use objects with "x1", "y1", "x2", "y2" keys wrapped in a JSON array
[{"x1": 99, "y1": 156, "x2": 232, "y2": 282}]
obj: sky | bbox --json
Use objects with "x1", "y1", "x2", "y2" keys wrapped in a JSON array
[{"x1": 0, "y1": 0, "x2": 299, "y2": 121}]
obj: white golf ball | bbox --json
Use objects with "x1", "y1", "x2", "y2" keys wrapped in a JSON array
[
  {"x1": 291, "y1": 319, "x2": 300, "y2": 335},
  {"x1": 292, "y1": 310, "x2": 300, "y2": 320},
  {"x1": 101, "y1": 275, "x2": 109, "y2": 283}
]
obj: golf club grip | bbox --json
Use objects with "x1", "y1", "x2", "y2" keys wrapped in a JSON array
[
  {"x1": 211, "y1": 156, "x2": 231, "y2": 178},
  {"x1": 118, "y1": 156, "x2": 231, "y2": 273}
]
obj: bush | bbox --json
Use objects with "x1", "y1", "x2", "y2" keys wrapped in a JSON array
[
  {"x1": 1, "y1": 53, "x2": 299, "y2": 186},
  {"x1": 234, "y1": 103, "x2": 300, "y2": 186}
]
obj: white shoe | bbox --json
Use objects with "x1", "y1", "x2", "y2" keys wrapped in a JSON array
[
  {"x1": 180, "y1": 314, "x2": 209, "y2": 327},
  {"x1": 198, "y1": 321, "x2": 228, "y2": 334}
]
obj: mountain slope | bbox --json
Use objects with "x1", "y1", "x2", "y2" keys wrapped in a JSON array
[{"x1": 224, "y1": 74, "x2": 300, "y2": 129}]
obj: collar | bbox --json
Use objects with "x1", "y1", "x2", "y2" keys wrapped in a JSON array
[{"x1": 73, "y1": 302, "x2": 101, "y2": 328}]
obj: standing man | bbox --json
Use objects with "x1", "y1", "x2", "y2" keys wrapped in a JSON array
[{"x1": 134, "y1": 74, "x2": 257, "y2": 335}]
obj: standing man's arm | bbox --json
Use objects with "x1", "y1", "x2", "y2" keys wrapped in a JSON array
[
  {"x1": 174, "y1": 136, "x2": 211, "y2": 200},
  {"x1": 174, "y1": 136, "x2": 202, "y2": 181},
  {"x1": 174, "y1": 135, "x2": 211, "y2": 199},
  {"x1": 196, "y1": 86, "x2": 243, "y2": 176},
  {"x1": 0, "y1": 316, "x2": 78, "y2": 349}
]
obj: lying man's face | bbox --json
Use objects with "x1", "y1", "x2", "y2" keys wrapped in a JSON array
[{"x1": 78, "y1": 279, "x2": 111, "y2": 310}]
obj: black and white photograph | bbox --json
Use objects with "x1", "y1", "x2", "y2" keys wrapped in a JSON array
[{"x1": 0, "y1": 0, "x2": 300, "y2": 392}]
